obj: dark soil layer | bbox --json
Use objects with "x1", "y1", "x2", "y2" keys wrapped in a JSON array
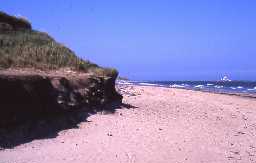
[{"x1": 0, "y1": 70, "x2": 122, "y2": 128}]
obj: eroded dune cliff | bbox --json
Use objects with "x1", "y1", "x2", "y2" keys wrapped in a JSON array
[{"x1": 0, "y1": 12, "x2": 122, "y2": 127}]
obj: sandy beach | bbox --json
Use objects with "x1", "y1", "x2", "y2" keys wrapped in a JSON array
[{"x1": 1, "y1": 85, "x2": 256, "y2": 163}]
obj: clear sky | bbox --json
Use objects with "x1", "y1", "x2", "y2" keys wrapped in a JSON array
[{"x1": 1, "y1": 0, "x2": 256, "y2": 81}]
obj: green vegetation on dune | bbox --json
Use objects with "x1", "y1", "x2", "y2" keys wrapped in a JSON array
[
  {"x1": 0, "y1": 30, "x2": 95, "y2": 70},
  {"x1": 0, "y1": 11, "x2": 118, "y2": 77}
]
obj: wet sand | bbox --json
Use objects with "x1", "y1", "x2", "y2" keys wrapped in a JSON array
[{"x1": 1, "y1": 85, "x2": 256, "y2": 163}]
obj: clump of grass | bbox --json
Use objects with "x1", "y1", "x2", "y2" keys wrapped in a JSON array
[
  {"x1": 0, "y1": 11, "x2": 31, "y2": 30},
  {"x1": 88, "y1": 67, "x2": 118, "y2": 78},
  {"x1": 0, "y1": 30, "x2": 82, "y2": 70}
]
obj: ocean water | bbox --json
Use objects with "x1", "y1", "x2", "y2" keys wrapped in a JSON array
[{"x1": 117, "y1": 80, "x2": 256, "y2": 94}]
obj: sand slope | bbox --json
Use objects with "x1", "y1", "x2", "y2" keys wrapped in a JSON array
[{"x1": 1, "y1": 85, "x2": 256, "y2": 163}]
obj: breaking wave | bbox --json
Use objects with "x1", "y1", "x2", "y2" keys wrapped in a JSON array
[{"x1": 118, "y1": 80, "x2": 256, "y2": 94}]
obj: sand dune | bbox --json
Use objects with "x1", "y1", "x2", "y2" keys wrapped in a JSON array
[{"x1": 1, "y1": 85, "x2": 256, "y2": 163}]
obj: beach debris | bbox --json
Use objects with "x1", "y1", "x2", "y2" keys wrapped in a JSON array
[
  {"x1": 234, "y1": 131, "x2": 246, "y2": 136},
  {"x1": 242, "y1": 114, "x2": 248, "y2": 120},
  {"x1": 230, "y1": 151, "x2": 240, "y2": 155}
]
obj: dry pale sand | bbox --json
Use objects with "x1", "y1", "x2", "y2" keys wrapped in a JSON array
[{"x1": 1, "y1": 85, "x2": 256, "y2": 163}]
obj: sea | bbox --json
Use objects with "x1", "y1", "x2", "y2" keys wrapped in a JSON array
[{"x1": 117, "y1": 80, "x2": 256, "y2": 95}]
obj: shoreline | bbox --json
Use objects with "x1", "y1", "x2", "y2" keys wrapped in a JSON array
[{"x1": 117, "y1": 83, "x2": 256, "y2": 99}]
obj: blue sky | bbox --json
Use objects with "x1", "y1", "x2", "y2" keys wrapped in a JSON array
[{"x1": 1, "y1": 0, "x2": 256, "y2": 80}]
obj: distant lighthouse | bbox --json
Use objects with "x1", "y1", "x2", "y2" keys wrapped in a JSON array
[{"x1": 221, "y1": 75, "x2": 231, "y2": 82}]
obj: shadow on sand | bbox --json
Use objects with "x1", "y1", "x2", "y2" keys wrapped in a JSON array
[{"x1": 0, "y1": 102, "x2": 137, "y2": 150}]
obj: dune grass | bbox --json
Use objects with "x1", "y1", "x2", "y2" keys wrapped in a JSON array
[
  {"x1": 0, "y1": 29, "x2": 118, "y2": 77},
  {"x1": 0, "y1": 11, "x2": 118, "y2": 77}
]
